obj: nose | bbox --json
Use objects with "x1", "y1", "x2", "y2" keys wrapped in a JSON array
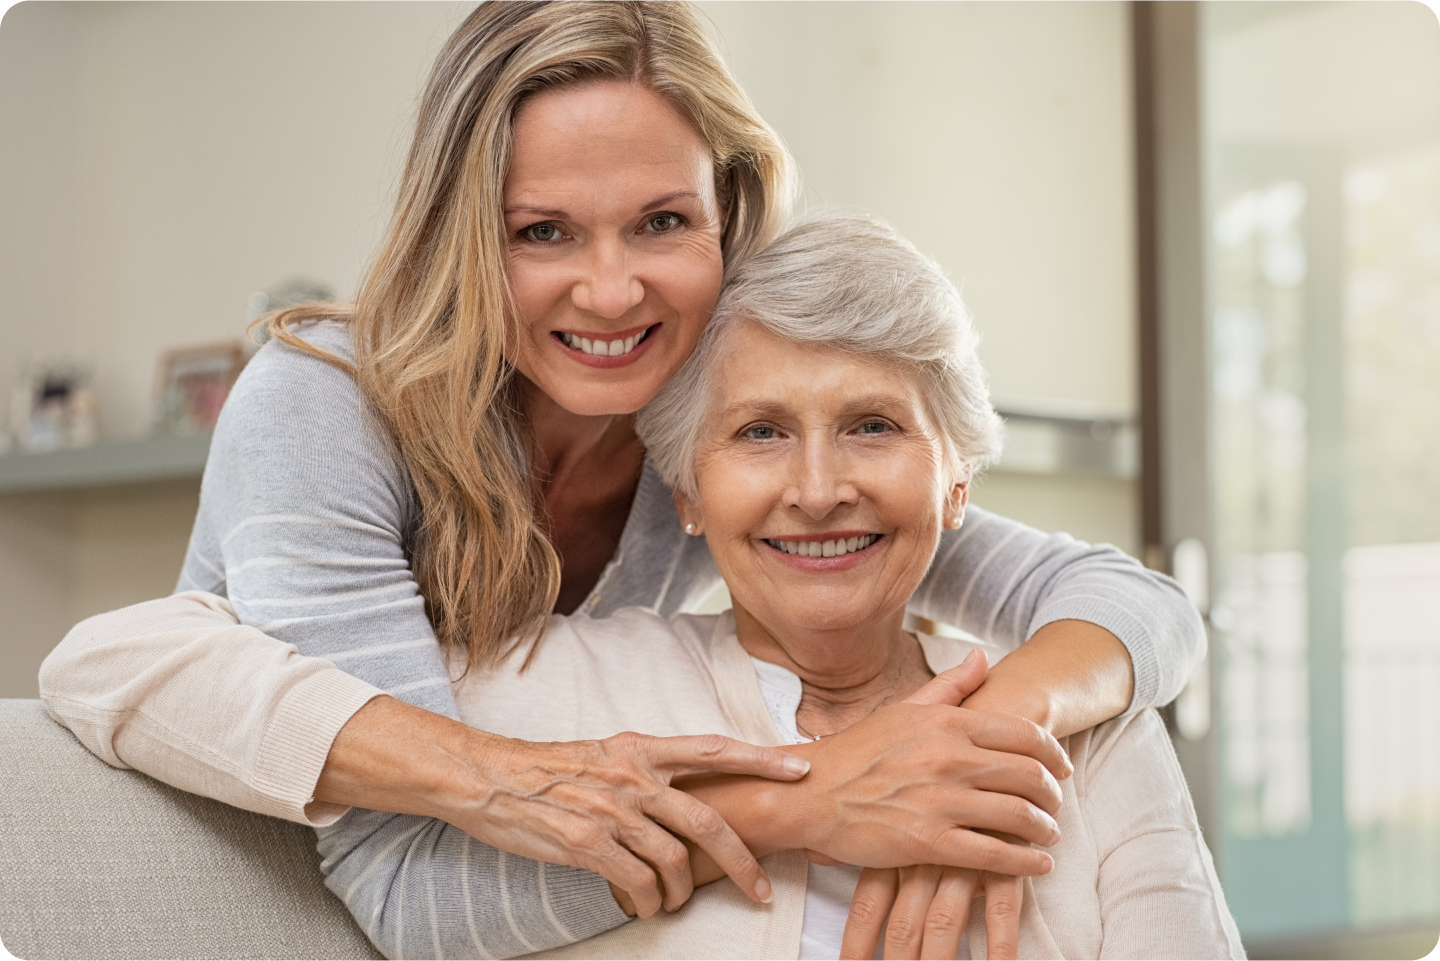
[
  {"x1": 786, "y1": 432, "x2": 860, "y2": 520},
  {"x1": 571, "y1": 237, "x2": 644, "y2": 320}
]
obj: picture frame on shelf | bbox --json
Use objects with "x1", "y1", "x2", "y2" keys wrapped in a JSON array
[{"x1": 153, "y1": 341, "x2": 249, "y2": 436}]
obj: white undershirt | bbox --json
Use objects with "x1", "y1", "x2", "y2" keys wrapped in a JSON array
[{"x1": 750, "y1": 656, "x2": 971, "y2": 961}]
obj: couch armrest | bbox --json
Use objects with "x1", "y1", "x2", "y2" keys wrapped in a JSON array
[{"x1": 0, "y1": 699, "x2": 380, "y2": 960}]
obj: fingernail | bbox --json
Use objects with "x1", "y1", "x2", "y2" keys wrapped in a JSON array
[
  {"x1": 754, "y1": 877, "x2": 774, "y2": 903},
  {"x1": 1040, "y1": 854, "x2": 1054, "y2": 874},
  {"x1": 782, "y1": 755, "x2": 811, "y2": 776},
  {"x1": 962, "y1": 649, "x2": 980, "y2": 665}
]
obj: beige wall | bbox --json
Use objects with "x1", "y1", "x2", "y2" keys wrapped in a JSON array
[
  {"x1": 700, "y1": 1, "x2": 1138, "y2": 419},
  {"x1": 0, "y1": 2, "x2": 1139, "y2": 696},
  {"x1": 1208, "y1": 0, "x2": 1440, "y2": 158}
]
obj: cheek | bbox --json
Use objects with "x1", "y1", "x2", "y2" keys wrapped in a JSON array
[
  {"x1": 506, "y1": 260, "x2": 559, "y2": 335},
  {"x1": 880, "y1": 451, "x2": 949, "y2": 536},
  {"x1": 695, "y1": 451, "x2": 775, "y2": 533},
  {"x1": 665, "y1": 245, "x2": 723, "y2": 329}
]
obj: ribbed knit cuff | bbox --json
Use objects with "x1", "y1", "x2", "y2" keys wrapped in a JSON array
[
  {"x1": 1028, "y1": 595, "x2": 1162, "y2": 716},
  {"x1": 541, "y1": 863, "x2": 633, "y2": 941},
  {"x1": 251, "y1": 668, "x2": 385, "y2": 826}
]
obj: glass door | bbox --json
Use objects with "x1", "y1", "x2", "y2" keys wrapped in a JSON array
[{"x1": 1204, "y1": 1, "x2": 1440, "y2": 942}]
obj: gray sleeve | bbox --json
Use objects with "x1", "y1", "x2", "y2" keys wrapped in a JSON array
[
  {"x1": 193, "y1": 323, "x2": 626, "y2": 958},
  {"x1": 909, "y1": 505, "x2": 1205, "y2": 713}
]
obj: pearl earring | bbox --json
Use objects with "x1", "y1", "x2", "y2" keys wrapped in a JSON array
[{"x1": 685, "y1": 523, "x2": 696, "y2": 535}]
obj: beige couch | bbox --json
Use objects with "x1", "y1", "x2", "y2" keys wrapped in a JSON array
[{"x1": 0, "y1": 699, "x2": 380, "y2": 959}]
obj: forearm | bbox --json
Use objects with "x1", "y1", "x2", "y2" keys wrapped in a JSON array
[
  {"x1": 960, "y1": 619, "x2": 1134, "y2": 737},
  {"x1": 40, "y1": 591, "x2": 381, "y2": 825},
  {"x1": 315, "y1": 693, "x2": 515, "y2": 817},
  {"x1": 318, "y1": 701, "x2": 640, "y2": 956},
  {"x1": 915, "y1": 507, "x2": 1205, "y2": 712},
  {"x1": 663, "y1": 745, "x2": 818, "y2": 898},
  {"x1": 318, "y1": 808, "x2": 626, "y2": 959}
]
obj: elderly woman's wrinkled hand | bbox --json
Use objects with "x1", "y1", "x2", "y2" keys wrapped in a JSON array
[
  {"x1": 438, "y1": 727, "x2": 811, "y2": 919},
  {"x1": 839, "y1": 862, "x2": 1024, "y2": 961}
]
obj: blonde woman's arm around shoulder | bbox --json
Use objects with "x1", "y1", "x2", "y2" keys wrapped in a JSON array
[
  {"x1": 912, "y1": 507, "x2": 1205, "y2": 736},
  {"x1": 41, "y1": 591, "x2": 382, "y2": 825}
]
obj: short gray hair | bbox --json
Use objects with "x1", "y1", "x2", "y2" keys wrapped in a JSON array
[{"x1": 637, "y1": 210, "x2": 1003, "y2": 500}]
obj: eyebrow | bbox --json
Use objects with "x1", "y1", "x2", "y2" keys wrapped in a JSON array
[
  {"x1": 719, "y1": 394, "x2": 918, "y2": 420},
  {"x1": 503, "y1": 190, "x2": 704, "y2": 220}
]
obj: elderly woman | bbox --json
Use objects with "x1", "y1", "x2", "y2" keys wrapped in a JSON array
[{"x1": 425, "y1": 212, "x2": 1243, "y2": 959}]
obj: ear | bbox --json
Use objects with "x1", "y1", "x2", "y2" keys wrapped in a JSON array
[
  {"x1": 674, "y1": 490, "x2": 704, "y2": 536},
  {"x1": 943, "y1": 473, "x2": 971, "y2": 531}
]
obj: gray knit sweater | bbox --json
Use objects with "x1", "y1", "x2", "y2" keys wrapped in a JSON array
[{"x1": 177, "y1": 322, "x2": 1203, "y2": 959}]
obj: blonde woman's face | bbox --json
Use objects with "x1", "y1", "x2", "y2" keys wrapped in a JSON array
[{"x1": 504, "y1": 81, "x2": 725, "y2": 416}]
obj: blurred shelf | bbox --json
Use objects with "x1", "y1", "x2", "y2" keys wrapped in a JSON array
[
  {"x1": 991, "y1": 409, "x2": 1138, "y2": 480},
  {"x1": 0, "y1": 434, "x2": 210, "y2": 494},
  {"x1": 0, "y1": 411, "x2": 1131, "y2": 494}
]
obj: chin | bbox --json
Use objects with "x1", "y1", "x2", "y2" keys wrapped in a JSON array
[
  {"x1": 771, "y1": 603, "x2": 872, "y2": 635},
  {"x1": 551, "y1": 382, "x2": 658, "y2": 417}
]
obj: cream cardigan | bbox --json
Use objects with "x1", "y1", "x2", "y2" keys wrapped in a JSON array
[{"x1": 454, "y1": 608, "x2": 1245, "y2": 961}]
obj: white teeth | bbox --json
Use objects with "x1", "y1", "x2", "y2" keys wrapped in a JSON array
[
  {"x1": 766, "y1": 534, "x2": 878, "y2": 557},
  {"x1": 561, "y1": 329, "x2": 649, "y2": 357}
]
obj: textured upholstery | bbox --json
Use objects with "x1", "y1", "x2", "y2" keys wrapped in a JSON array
[{"x1": 0, "y1": 699, "x2": 379, "y2": 960}]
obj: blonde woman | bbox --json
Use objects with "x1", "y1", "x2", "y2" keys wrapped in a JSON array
[{"x1": 43, "y1": 3, "x2": 1205, "y2": 957}]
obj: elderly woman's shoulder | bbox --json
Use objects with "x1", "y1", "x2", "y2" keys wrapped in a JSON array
[{"x1": 1068, "y1": 708, "x2": 1186, "y2": 800}]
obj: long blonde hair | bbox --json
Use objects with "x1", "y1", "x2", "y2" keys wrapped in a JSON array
[{"x1": 263, "y1": 1, "x2": 794, "y2": 669}]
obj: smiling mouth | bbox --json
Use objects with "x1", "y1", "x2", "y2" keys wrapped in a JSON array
[
  {"x1": 765, "y1": 534, "x2": 882, "y2": 558},
  {"x1": 556, "y1": 325, "x2": 656, "y2": 358}
]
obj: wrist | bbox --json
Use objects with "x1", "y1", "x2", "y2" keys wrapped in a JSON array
[
  {"x1": 677, "y1": 742, "x2": 821, "y2": 857},
  {"x1": 314, "y1": 695, "x2": 511, "y2": 820},
  {"x1": 961, "y1": 683, "x2": 1058, "y2": 734}
]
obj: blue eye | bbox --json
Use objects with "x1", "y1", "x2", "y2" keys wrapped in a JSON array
[
  {"x1": 858, "y1": 420, "x2": 891, "y2": 434},
  {"x1": 743, "y1": 424, "x2": 778, "y2": 440},
  {"x1": 522, "y1": 223, "x2": 562, "y2": 243},
  {"x1": 645, "y1": 213, "x2": 683, "y2": 233}
]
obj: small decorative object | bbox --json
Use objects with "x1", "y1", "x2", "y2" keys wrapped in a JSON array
[
  {"x1": 8, "y1": 362, "x2": 98, "y2": 453},
  {"x1": 153, "y1": 341, "x2": 249, "y2": 436},
  {"x1": 245, "y1": 277, "x2": 336, "y2": 343}
]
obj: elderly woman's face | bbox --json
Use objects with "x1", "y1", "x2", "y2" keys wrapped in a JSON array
[
  {"x1": 504, "y1": 81, "x2": 725, "y2": 417},
  {"x1": 680, "y1": 322, "x2": 967, "y2": 639}
]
